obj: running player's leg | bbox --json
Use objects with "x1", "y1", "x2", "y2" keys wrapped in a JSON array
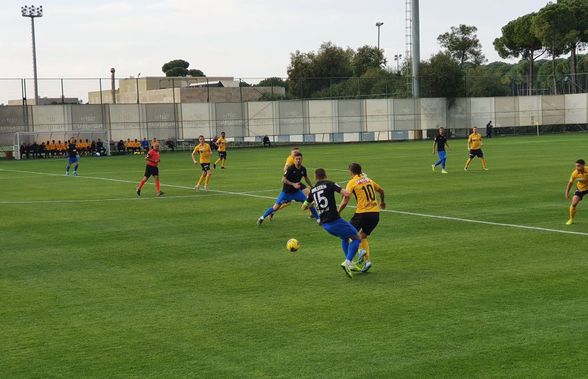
[
  {"x1": 204, "y1": 170, "x2": 211, "y2": 190},
  {"x1": 568, "y1": 193, "x2": 582, "y2": 224}
]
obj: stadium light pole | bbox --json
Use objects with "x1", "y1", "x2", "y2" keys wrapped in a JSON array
[
  {"x1": 375, "y1": 22, "x2": 384, "y2": 50},
  {"x1": 394, "y1": 54, "x2": 403, "y2": 72},
  {"x1": 21, "y1": 5, "x2": 43, "y2": 105},
  {"x1": 411, "y1": 0, "x2": 420, "y2": 97}
]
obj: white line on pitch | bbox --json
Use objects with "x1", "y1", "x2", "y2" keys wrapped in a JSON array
[
  {"x1": 2, "y1": 167, "x2": 586, "y2": 237},
  {"x1": 0, "y1": 193, "x2": 223, "y2": 205}
]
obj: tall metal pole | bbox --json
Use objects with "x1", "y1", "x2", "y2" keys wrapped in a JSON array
[
  {"x1": 411, "y1": 0, "x2": 420, "y2": 97},
  {"x1": 376, "y1": 22, "x2": 384, "y2": 50},
  {"x1": 21, "y1": 5, "x2": 43, "y2": 105}
]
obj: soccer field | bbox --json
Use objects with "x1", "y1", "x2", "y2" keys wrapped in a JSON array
[{"x1": 2, "y1": 134, "x2": 588, "y2": 377}]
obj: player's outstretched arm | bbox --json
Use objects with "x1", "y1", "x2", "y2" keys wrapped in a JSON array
[
  {"x1": 377, "y1": 187, "x2": 386, "y2": 209},
  {"x1": 565, "y1": 180, "x2": 574, "y2": 199},
  {"x1": 337, "y1": 189, "x2": 351, "y2": 214}
]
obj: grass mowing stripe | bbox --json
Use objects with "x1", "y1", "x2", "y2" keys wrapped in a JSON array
[{"x1": 2, "y1": 166, "x2": 584, "y2": 237}]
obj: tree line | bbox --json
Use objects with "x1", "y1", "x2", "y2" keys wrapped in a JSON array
[{"x1": 161, "y1": 0, "x2": 587, "y2": 100}]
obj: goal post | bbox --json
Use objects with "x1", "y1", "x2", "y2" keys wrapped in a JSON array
[{"x1": 14, "y1": 130, "x2": 111, "y2": 160}]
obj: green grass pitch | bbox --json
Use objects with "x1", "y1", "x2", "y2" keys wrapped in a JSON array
[{"x1": 2, "y1": 134, "x2": 588, "y2": 377}]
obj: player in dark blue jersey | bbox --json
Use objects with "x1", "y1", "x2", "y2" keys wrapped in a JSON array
[
  {"x1": 432, "y1": 127, "x2": 451, "y2": 174},
  {"x1": 257, "y1": 151, "x2": 319, "y2": 225},
  {"x1": 65, "y1": 138, "x2": 80, "y2": 176},
  {"x1": 303, "y1": 168, "x2": 362, "y2": 278}
]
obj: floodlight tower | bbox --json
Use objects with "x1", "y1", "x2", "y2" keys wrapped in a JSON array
[
  {"x1": 411, "y1": 0, "x2": 420, "y2": 97},
  {"x1": 21, "y1": 5, "x2": 43, "y2": 105},
  {"x1": 376, "y1": 22, "x2": 384, "y2": 50}
]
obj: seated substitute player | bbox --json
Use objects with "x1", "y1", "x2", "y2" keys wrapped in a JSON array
[
  {"x1": 214, "y1": 131, "x2": 228, "y2": 169},
  {"x1": 192, "y1": 135, "x2": 212, "y2": 191},
  {"x1": 338, "y1": 163, "x2": 385, "y2": 273},
  {"x1": 303, "y1": 168, "x2": 362, "y2": 279},
  {"x1": 136, "y1": 141, "x2": 164, "y2": 197},
  {"x1": 565, "y1": 159, "x2": 588, "y2": 225},
  {"x1": 257, "y1": 151, "x2": 319, "y2": 225},
  {"x1": 432, "y1": 127, "x2": 451, "y2": 174},
  {"x1": 464, "y1": 127, "x2": 488, "y2": 171},
  {"x1": 65, "y1": 138, "x2": 80, "y2": 176}
]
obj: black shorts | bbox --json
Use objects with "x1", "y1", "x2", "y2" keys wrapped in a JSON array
[
  {"x1": 574, "y1": 189, "x2": 588, "y2": 200},
  {"x1": 144, "y1": 165, "x2": 159, "y2": 178},
  {"x1": 469, "y1": 149, "x2": 484, "y2": 158},
  {"x1": 350, "y1": 212, "x2": 380, "y2": 236},
  {"x1": 218, "y1": 151, "x2": 227, "y2": 159},
  {"x1": 200, "y1": 163, "x2": 211, "y2": 172}
]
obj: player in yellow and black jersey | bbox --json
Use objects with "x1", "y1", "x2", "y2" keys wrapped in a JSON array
[
  {"x1": 338, "y1": 162, "x2": 385, "y2": 273},
  {"x1": 214, "y1": 131, "x2": 227, "y2": 169},
  {"x1": 192, "y1": 135, "x2": 212, "y2": 191},
  {"x1": 565, "y1": 159, "x2": 588, "y2": 225},
  {"x1": 464, "y1": 127, "x2": 488, "y2": 171}
]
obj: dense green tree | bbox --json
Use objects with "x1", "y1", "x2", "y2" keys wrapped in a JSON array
[
  {"x1": 286, "y1": 42, "x2": 354, "y2": 98},
  {"x1": 555, "y1": 0, "x2": 588, "y2": 91},
  {"x1": 351, "y1": 45, "x2": 386, "y2": 76},
  {"x1": 419, "y1": 52, "x2": 464, "y2": 98},
  {"x1": 256, "y1": 77, "x2": 287, "y2": 89},
  {"x1": 494, "y1": 14, "x2": 545, "y2": 94},
  {"x1": 532, "y1": 2, "x2": 572, "y2": 93},
  {"x1": 161, "y1": 59, "x2": 205, "y2": 77},
  {"x1": 438, "y1": 24, "x2": 485, "y2": 66}
]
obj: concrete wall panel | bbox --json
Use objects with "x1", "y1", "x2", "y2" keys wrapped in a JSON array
[
  {"x1": 420, "y1": 98, "x2": 446, "y2": 130},
  {"x1": 366, "y1": 99, "x2": 389, "y2": 132},
  {"x1": 518, "y1": 96, "x2": 542, "y2": 126},
  {"x1": 247, "y1": 102, "x2": 275, "y2": 137},
  {"x1": 565, "y1": 94, "x2": 588, "y2": 124},
  {"x1": 470, "y1": 97, "x2": 494, "y2": 129},
  {"x1": 541, "y1": 95, "x2": 565, "y2": 125},
  {"x1": 32, "y1": 105, "x2": 67, "y2": 132},
  {"x1": 393, "y1": 99, "x2": 419, "y2": 130},
  {"x1": 278, "y1": 101, "x2": 304, "y2": 135},
  {"x1": 494, "y1": 97, "x2": 517, "y2": 127},
  {"x1": 338, "y1": 100, "x2": 364, "y2": 133},
  {"x1": 181, "y1": 103, "x2": 212, "y2": 139},
  {"x1": 308, "y1": 100, "x2": 334, "y2": 134}
]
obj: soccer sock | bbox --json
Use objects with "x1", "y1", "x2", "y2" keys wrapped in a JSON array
[
  {"x1": 346, "y1": 239, "x2": 361, "y2": 261},
  {"x1": 215, "y1": 158, "x2": 221, "y2": 165},
  {"x1": 196, "y1": 175, "x2": 204, "y2": 188},
  {"x1": 360, "y1": 239, "x2": 371, "y2": 260},
  {"x1": 155, "y1": 178, "x2": 161, "y2": 192},
  {"x1": 341, "y1": 239, "x2": 350, "y2": 257},
  {"x1": 137, "y1": 177, "x2": 147, "y2": 190},
  {"x1": 262, "y1": 207, "x2": 275, "y2": 219},
  {"x1": 205, "y1": 174, "x2": 210, "y2": 186},
  {"x1": 74, "y1": 164, "x2": 79, "y2": 172},
  {"x1": 309, "y1": 206, "x2": 319, "y2": 219},
  {"x1": 482, "y1": 159, "x2": 487, "y2": 168},
  {"x1": 221, "y1": 158, "x2": 225, "y2": 168},
  {"x1": 65, "y1": 164, "x2": 70, "y2": 172},
  {"x1": 570, "y1": 205, "x2": 577, "y2": 220}
]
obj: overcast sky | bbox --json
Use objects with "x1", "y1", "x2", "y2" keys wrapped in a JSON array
[{"x1": 0, "y1": 0, "x2": 550, "y2": 102}]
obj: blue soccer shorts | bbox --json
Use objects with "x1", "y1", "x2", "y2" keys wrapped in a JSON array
[
  {"x1": 322, "y1": 218, "x2": 359, "y2": 240},
  {"x1": 275, "y1": 190, "x2": 307, "y2": 205}
]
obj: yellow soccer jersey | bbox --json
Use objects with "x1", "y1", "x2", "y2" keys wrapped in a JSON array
[
  {"x1": 570, "y1": 169, "x2": 588, "y2": 192},
  {"x1": 468, "y1": 133, "x2": 483, "y2": 150},
  {"x1": 285, "y1": 155, "x2": 295, "y2": 168},
  {"x1": 346, "y1": 175, "x2": 382, "y2": 213},
  {"x1": 194, "y1": 143, "x2": 212, "y2": 163},
  {"x1": 216, "y1": 137, "x2": 227, "y2": 152}
]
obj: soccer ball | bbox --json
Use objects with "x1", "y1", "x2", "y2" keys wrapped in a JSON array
[{"x1": 286, "y1": 238, "x2": 300, "y2": 252}]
